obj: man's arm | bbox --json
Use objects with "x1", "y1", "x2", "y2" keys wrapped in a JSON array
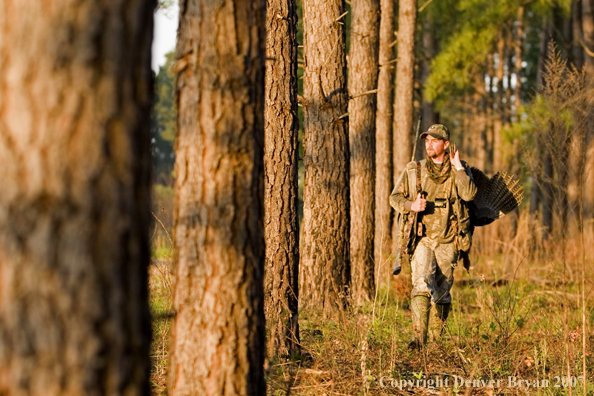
[
  {"x1": 390, "y1": 166, "x2": 427, "y2": 213},
  {"x1": 390, "y1": 168, "x2": 412, "y2": 213}
]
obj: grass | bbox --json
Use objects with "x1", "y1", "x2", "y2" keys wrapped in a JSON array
[{"x1": 148, "y1": 210, "x2": 594, "y2": 395}]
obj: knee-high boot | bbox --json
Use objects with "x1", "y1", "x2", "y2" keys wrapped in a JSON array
[
  {"x1": 409, "y1": 295, "x2": 430, "y2": 349},
  {"x1": 430, "y1": 302, "x2": 451, "y2": 340}
]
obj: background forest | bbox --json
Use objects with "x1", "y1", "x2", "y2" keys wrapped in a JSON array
[{"x1": 147, "y1": 0, "x2": 594, "y2": 395}]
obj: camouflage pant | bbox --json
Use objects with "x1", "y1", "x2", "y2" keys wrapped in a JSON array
[{"x1": 410, "y1": 238, "x2": 458, "y2": 304}]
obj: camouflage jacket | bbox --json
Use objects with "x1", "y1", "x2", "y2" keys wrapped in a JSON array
[{"x1": 390, "y1": 159, "x2": 477, "y2": 249}]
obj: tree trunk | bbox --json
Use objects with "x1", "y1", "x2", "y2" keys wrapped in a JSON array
[
  {"x1": 486, "y1": 54, "x2": 495, "y2": 173},
  {"x1": 474, "y1": 72, "x2": 488, "y2": 171},
  {"x1": 493, "y1": 34, "x2": 505, "y2": 171},
  {"x1": 348, "y1": 0, "x2": 380, "y2": 304},
  {"x1": 264, "y1": 0, "x2": 300, "y2": 358},
  {"x1": 530, "y1": 20, "x2": 552, "y2": 222},
  {"x1": 421, "y1": 12, "x2": 439, "y2": 149},
  {"x1": 582, "y1": 0, "x2": 594, "y2": 75},
  {"x1": 168, "y1": 1, "x2": 266, "y2": 395},
  {"x1": 0, "y1": 1, "x2": 154, "y2": 394},
  {"x1": 374, "y1": 0, "x2": 396, "y2": 278},
  {"x1": 573, "y1": 0, "x2": 585, "y2": 69},
  {"x1": 392, "y1": 0, "x2": 417, "y2": 248},
  {"x1": 393, "y1": 0, "x2": 418, "y2": 175},
  {"x1": 514, "y1": 6, "x2": 524, "y2": 118},
  {"x1": 300, "y1": 0, "x2": 350, "y2": 318}
]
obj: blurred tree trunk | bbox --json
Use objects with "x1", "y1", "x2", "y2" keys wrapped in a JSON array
[
  {"x1": 493, "y1": 34, "x2": 505, "y2": 170},
  {"x1": 572, "y1": 0, "x2": 584, "y2": 69},
  {"x1": 583, "y1": 0, "x2": 594, "y2": 75},
  {"x1": 264, "y1": 0, "x2": 300, "y2": 357},
  {"x1": 393, "y1": 0, "x2": 417, "y2": 175},
  {"x1": 374, "y1": 0, "x2": 396, "y2": 277},
  {"x1": 504, "y1": 33, "x2": 512, "y2": 131},
  {"x1": 530, "y1": 19, "x2": 552, "y2": 221},
  {"x1": 300, "y1": 0, "x2": 350, "y2": 318},
  {"x1": 486, "y1": 54, "x2": 495, "y2": 173},
  {"x1": 168, "y1": 1, "x2": 266, "y2": 395},
  {"x1": 0, "y1": 1, "x2": 154, "y2": 394},
  {"x1": 348, "y1": 0, "x2": 380, "y2": 304},
  {"x1": 474, "y1": 71, "x2": 488, "y2": 171},
  {"x1": 421, "y1": 12, "x2": 438, "y2": 144},
  {"x1": 514, "y1": 6, "x2": 524, "y2": 117}
]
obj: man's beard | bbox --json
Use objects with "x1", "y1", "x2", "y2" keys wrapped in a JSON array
[{"x1": 427, "y1": 149, "x2": 438, "y2": 159}]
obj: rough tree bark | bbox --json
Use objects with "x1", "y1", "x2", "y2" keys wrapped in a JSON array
[
  {"x1": 348, "y1": 0, "x2": 380, "y2": 304},
  {"x1": 300, "y1": 0, "x2": 350, "y2": 317},
  {"x1": 392, "y1": 0, "x2": 417, "y2": 247},
  {"x1": 0, "y1": 0, "x2": 154, "y2": 394},
  {"x1": 264, "y1": 0, "x2": 300, "y2": 358},
  {"x1": 167, "y1": 1, "x2": 266, "y2": 395},
  {"x1": 393, "y1": 0, "x2": 417, "y2": 175},
  {"x1": 374, "y1": 0, "x2": 396, "y2": 277}
]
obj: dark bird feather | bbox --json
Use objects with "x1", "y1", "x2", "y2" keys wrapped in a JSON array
[{"x1": 467, "y1": 167, "x2": 524, "y2": 227}]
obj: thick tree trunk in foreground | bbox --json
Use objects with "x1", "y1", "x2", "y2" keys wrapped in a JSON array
[
  {"x1": 300, "y1": 0, "x2": 350, "y2": 317},
  {"x1": 374, "y1": 0, "x2": 396, "y2": 277},
  {"x1": 0, "y1": 1, "x2": 154, "y2": 394},
  {"x1": 393, "y1": 0, "x2": 418, "y2": 175},
  {"x1": 264, "y1": 0, "x2": 300, "y2": 358},
  {"x1": 168, "y1": 1, "x2": 266, "y2": 395},
  {"x1": 348, "y1": 0, "x2": 380, "y2": 304}
]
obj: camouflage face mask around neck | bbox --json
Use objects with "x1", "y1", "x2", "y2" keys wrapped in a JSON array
[{"x1": 425, "y1": 153, "x2": 452, "y2": 184}]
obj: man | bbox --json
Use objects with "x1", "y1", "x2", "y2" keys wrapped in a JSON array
[{"x1": 390, "y1": 124, "x2": 476, "y2": 348}]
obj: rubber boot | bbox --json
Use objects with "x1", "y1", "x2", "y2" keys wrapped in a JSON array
[
  {"x1": 408, "y1": 295, "x2": 430, "y2": 349},
  {"x1": 430, "y1": 302, "x2": 451, "y2": 341}
]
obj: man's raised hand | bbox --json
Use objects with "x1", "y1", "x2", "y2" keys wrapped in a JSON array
[
  {"x1": 410, "y1": 193, "x2": 426, "y2": 212},
  {"x1": 450, "y1": 143, "x2": 463, "y2": 170}
]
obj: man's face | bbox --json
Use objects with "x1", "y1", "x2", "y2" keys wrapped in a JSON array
[{"x1": 425, "y1": 136, "x2": 450, "y2": 159}]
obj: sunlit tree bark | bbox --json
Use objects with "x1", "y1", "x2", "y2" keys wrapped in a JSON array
[
  {"x1": 348, "y1": 0, "x2": 380, "y2": 304},
  {"x1": 300, "y1": 0, "x2": 350, "y2": 318},
  {"x1": 168, "y1": 1, "x2": 266, "y2": 395},
  {"x1": 374, "y1": 0, "x2": 396, "y2": 277},
  {"x1": 264, "y1": 0, "x2": 300, "y2": 358}
]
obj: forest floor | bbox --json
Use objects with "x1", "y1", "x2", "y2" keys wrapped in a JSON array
[{"x1": 148, "y1": 240, "x2": 594, "y2": 396}]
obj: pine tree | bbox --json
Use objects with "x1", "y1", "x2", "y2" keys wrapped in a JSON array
[
  {"x1": 0, "y1": 0, "x2": 154, "y2": 394},
  {"x1": 348, "y1": 0, "x2": 380, "y2": 304},
  {"x1": 300, "y1": 0, "x2": 351, "y2": 318},
  {"x1": 374, "y1": 0, "x2": 396, "y2": 278},
  {"x1": 264, "y1": 0, "x2": 301, "y2": 357},
  {"x1": 167, "y1": 0, "x2": 266, "y2": 394}
]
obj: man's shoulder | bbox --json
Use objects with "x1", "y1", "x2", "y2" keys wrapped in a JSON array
[{"x1": 405, "y1": 159, "x2": 427, "y2": 170}]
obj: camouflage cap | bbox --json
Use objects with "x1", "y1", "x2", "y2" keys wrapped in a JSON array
[{"x1": 420, "y1": 124, "x2": 449, "y2": 141}]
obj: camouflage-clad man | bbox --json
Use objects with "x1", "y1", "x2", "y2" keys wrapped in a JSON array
[{"x1": 390, "y1": 124, "x2": 477, "y2": 348}]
